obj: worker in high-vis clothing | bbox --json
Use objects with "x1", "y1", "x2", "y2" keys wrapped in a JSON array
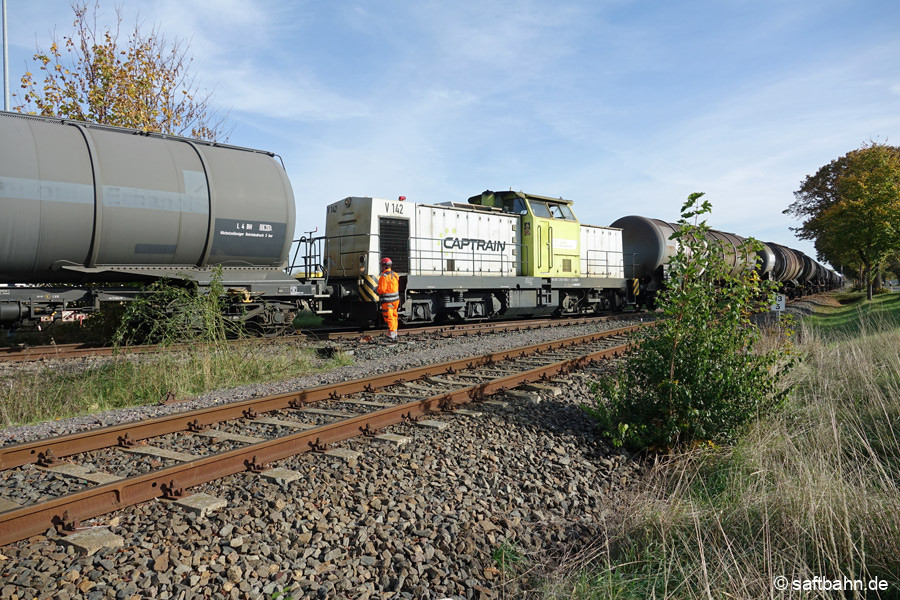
[{"x1": 376, "y1": 257, "x2": 400, "y2": 341}]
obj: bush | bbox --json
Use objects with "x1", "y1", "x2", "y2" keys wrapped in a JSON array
[
  {"x1": 587, "y1": 193, "x2": 798, "y2": 451},
  {"x1": 113, "y1": 267, "x2": 243, "y2": 346}
]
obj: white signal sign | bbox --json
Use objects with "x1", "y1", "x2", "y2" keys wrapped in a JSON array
[{"x1": 772, "y1": 294, "x2": 786, "y2": 312}]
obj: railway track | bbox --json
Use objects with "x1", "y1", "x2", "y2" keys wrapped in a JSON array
[
  {"x1": 0, "y1": 323, "x2": 645, "y2": 547},
  {"x1": 0, "y1": 312, "x2": 649, "y2": 362}
]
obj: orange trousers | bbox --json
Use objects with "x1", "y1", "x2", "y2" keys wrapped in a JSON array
[{"x1": 381, "y1": 300, "x2": 399, "y2": 333}]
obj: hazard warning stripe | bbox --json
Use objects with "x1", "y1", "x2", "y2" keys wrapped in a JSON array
[{"x1": 358, "y1": 275, "x2": 379, "y2": 302}]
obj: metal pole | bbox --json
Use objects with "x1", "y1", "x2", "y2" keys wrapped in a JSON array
[{"x1": 2, "y1": 0, "x2": 8, "y2": 111}]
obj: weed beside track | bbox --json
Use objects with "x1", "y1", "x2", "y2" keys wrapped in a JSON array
[{"x1": 0, "y1": 341, "x2": 352, "y2": 427}]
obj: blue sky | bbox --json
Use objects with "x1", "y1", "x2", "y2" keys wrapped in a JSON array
[{"x1": 4, "y1": 1, "x2": 900, "y2": 266}]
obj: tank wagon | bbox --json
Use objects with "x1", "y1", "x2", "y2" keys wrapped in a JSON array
[
  {"x1": 610, "y1": 215, "x2": 842, "y2": 306},
  {"x1": 0, "y1": 111, "x2": 320, "y2": 331},
  {"x1": 321, "y1": 191, "x2": 627, "y2": 324}
]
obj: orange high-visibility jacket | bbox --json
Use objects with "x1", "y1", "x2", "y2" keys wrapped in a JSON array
[{"x1": 377, "y1": 270, "x2": 399, "y2": 303}]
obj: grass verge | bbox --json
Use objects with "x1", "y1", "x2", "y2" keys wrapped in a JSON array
[
  {"x1": 541, "y1": 303, "x2": 900, "y2": 599},
  {"x1": 0, "y1": 340, "x2": 353, "y2": 428},
  {"x1": 802, "y1": 291, "x2": 900, "y2": 336}
]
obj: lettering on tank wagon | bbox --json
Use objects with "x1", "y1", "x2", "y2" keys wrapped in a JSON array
[{"x1": 442, "y1": 237, "x2": 506, "y2": 252}]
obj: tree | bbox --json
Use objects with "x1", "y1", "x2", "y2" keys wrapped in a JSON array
[
  {"x1": 786, "y1": 143, "x2": 900, "y2": 300},
  {"x1": 587, "y1": 194, "x2": 796, "y2": 451},
  {"x1": 15, "y1": 1, "x2": 229, "y2": 141}
]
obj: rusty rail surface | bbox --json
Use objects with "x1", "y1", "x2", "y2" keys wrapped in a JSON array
[
  {"x1": 0, "y1": 324, "x2": 645, "y2": 546},
  {"x1": 311, "y1": 312, "x2": 650, "y2": 340},
  {"x1": 0, "y1": 312, "x2": 650, "y2": 362},
  {"x1": 0, "y1": 343, "x2": 114, "y2": 362}
]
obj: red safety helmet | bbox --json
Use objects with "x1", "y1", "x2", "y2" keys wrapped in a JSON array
[{"x1": 380, "y1": 257, "x2": 392, "y2": 266}]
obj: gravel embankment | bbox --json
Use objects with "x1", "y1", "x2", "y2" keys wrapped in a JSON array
[{"x1": 0, "y1": 317, "x2": 644, "y2": 599}]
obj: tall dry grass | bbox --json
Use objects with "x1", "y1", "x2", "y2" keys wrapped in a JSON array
[
  {"x1": 0, "y1": 341, "x2": 353, "y2": 427},
  {"x1": 543, "y1": 316, "x2": 900, "y2": 599}
]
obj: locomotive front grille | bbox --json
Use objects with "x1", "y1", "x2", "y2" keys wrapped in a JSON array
[{"x1": 379, "y1": 217, "x2": 410, "y2": 274}]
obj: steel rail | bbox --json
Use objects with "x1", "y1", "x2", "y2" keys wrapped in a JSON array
[
  {"x1": 313, "y1": 312, "x2": 650, "y2": 340},
  {"x1": 0, "y1": 313, "x2": 650, "y2": 362},
  {"x1": 0, "y1": 323, "x2": 647, "y2": 471},
  {"x1": 0, "y1": 336, "x2": 634, "y2": 546}
]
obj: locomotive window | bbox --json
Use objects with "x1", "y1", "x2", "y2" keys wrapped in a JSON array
[
  {"x1": 503, "y1": 197, "x2": 528, "y2": 215},
  {"x1": 530, "y1": 201, "x2": 552, "y2": 218},
  {"x1": 549, "y1": 204, "x2": 575, "y2": 220}
]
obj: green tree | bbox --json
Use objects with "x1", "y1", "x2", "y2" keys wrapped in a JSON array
[
  {"x1": 786, "y1": 143, "x2": 900, "y2": 300},
  {"x1": 588, "y1": 194, "x2": 796, "y2": 451},
  {"x1": 15, "y1": 1, "x2": 229, "y2": 141}
]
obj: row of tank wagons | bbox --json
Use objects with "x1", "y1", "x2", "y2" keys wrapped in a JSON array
[{"x1": 609, "y1": 216, "x2": 843, "y2": 303}]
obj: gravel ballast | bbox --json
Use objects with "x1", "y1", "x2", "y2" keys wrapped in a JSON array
[{"x1": 0, "y1": 318, "x2": 644, "y2": 599}]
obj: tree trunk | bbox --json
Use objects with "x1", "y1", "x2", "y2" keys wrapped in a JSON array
[{"x1": 866, "y1": 265, "x2": 873, "y2": 301}]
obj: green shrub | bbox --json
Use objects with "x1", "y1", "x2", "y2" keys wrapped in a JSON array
[
  {"x1": 587, "y1": 193, "x2": 798, "y2": 451},
  {"x1": 113, "y1": 266, "x2": 243, "y2": 346}
]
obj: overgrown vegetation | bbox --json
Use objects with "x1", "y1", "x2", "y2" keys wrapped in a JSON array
[
  {"x1": 0, "y1": 342, "x2": 353, "y2": 427},
  {"x1": 112, "y1": 269, "x2": 243, "y2": 346},
  {"x1": 0, "y1": 270, "x2": 349, "y2": 427},
  {"x1": 588, "y1": 194, "x2": 797, "y2": 450},
  {"x1": 544, "y1": 313, "x2": 900, "y2": 599}
]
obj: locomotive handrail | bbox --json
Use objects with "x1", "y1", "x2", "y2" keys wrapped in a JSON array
[
  {"x1": 583, "y1": 248, "x2": 625, "y2": 279},
  {"x1": 287, "y1": 233, "x2": 328, "y2": 281}
]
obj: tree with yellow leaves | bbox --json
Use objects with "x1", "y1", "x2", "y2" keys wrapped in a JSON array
[
  {"x1": 786, "y1": 142, "x2": 900, "y2": 300},
  {"x1": 15, "y1": 1, "x2": 229, "y2": 141}
]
